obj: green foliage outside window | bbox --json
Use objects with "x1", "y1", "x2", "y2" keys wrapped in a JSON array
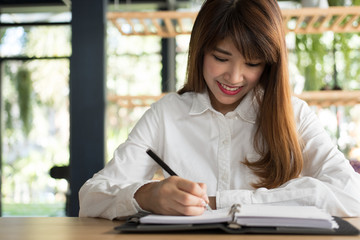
[{"x1": 1, "y1": 26, "x2": 70, "y2": 216}]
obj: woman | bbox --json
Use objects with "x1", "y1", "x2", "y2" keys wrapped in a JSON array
[{"x1": 79, "y1": 0, "x2": 360, "y2": 219}]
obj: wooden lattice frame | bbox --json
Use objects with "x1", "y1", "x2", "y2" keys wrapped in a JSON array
[
  {"x1": 107, "y1": 94, "x2": 165, "y2": 108},
  {"x1": 107, "y1": 6, "x2": 360, "y2": 108},
  {"x1": 107, "y1": 91, "x2": 360, "y2": 108},
  {"x1": 107, "y1": 11, "x2": 196, "y2": 38},
  {"x1": 282, "y1": 6, "x2": 360, "y2": 34},
  {"x1": 294, "y1": 90, "x2": 360, "y2": 107},
  {"x1": 107, "y1": 6, "x2": 360, "y2": 37}
]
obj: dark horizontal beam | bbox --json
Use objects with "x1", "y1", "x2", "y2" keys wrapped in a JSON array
[
  {"x1": 0, "y1": 22, "x2": 70, "y2": 27},
  {"x1": 0, "y1": 0, "x2": 64, "y2": 6},
  {"x1": 0, "y1": 56, "x2": 70, "y2": 61},
  {"x1": 109, "y1": 0, "x2": 189, "y2": 2},
  {"x1": 0, "y1": 0, "x2": 190, "y2": 6}
]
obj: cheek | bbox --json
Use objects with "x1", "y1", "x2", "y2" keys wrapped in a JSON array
[
  {"x1": 203, "y1": 57, "x2": 221, "y2": 77},
  {"x1": 247, "y1": 70, "x2": 264, "y2": 84}
]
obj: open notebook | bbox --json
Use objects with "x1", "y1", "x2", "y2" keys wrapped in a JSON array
[
  {"x1": 139, "y1": 204, "x2": 338, "y2": 229},
  {"x1": 115, "y1": 204, "x2": 360, "y2": 235},
  {"x1": 115, "y1": 204, "x2": 359, "y2": 235}
]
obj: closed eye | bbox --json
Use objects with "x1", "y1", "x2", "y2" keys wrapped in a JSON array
[
  {"x1": 246, "y1": 62, "x2": 262, "y2": 67},
  {"x1": 213, "y1": 54, "x2": 228, "y2": 62}
]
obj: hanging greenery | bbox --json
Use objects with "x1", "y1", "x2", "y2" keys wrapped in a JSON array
[
  {"x1": 295, "y1": 34, "x2": 329, "y2": 91},
  {"x1": 295, "y1": 0, "x2": 360, "y2": 91},
  {"x1": 328, "y1": 0, "x2": 345, "y2": 5},
  {"x1": 4, "y1": 100, "x2": 13, "y2": 131},
  {"x1": 15, "y1": 66, "x2": 33, "y2": 136}
]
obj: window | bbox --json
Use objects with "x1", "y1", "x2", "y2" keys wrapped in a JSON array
[{"x1": 1, "y1": 25, "x2": 71, "y2": 216}]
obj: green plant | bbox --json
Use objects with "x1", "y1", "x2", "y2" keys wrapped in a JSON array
[
  {"x1": 15, "y1": 67, "x2": 33, "y2": 136},
  {"x1": 295, "y1": 0, "x2": 360, "y2": 91},
  {"x1": 296, "y1": 34, "x2": 328, "y2": 91},
  {"x1": 328, "y1": 0, "x2": 346, "y2": 6}
]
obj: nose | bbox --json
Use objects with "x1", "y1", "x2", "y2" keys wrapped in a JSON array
[{"x1": 224, "y1": 63, "x2": 243, "y2": 84}]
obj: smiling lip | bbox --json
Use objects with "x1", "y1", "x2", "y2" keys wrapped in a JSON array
[{"x1": 216, "y1": 81, "x2": 242, "y2": 95}]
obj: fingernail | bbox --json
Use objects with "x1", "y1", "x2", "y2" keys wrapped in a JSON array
[{"x1": 201, "y1": 200, "x2": 212, "y2": 211}]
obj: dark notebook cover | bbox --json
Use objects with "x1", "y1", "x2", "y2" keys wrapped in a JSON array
[{"x1": 115, "y1": 216, "x2": 360, "y2": 235}]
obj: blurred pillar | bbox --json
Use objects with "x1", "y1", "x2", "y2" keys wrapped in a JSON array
[
  {"x1": 161, "y1": 0, "x2": 177, "y2": 92},
  {"x1": 69, "y1": 0, "x2": 107, "y2": 216},
  {"x1": 161, "y1": 38, "x2": 177, "y2": 92}
]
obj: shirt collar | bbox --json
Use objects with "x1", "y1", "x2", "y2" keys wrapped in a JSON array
[
  {"x1": 189, "y1": 90, "x2": 212, "y2": 115},
  {"x1": 189, "y1": 89, "x2": 259, "y2": 124}
]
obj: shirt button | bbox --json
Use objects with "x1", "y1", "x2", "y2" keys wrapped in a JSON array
[{"x1": 223, "y1": 140, "x2": 229, "y2": 145}]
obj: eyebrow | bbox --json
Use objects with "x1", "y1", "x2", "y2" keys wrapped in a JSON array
[{"x1": 214, "y1": 47, "x2": 232, "y2": 56}]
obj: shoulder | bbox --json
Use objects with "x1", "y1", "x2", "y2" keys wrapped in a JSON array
[
  {"x1": 291, "y1": 95, "x2": 320, "y2": 131},
  {"x1": 152, "y1": 92, "x2": 196, "y2": 111},
  {"x1": 291, "y1": 95, "x2": 313, "y2": 118}
]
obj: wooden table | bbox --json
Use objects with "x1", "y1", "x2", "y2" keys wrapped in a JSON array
[{"x1": 0, "y1": 217, "x2": 359, "y2": 240}]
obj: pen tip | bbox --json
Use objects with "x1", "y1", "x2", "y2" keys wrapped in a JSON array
[{"x1": 202, "y1": 201, "x2": 212, "y2": 212}]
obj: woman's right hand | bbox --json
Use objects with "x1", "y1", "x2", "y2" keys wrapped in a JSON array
[{"x1": 134, "y1": 176, "x2": 209, "y2": 216}]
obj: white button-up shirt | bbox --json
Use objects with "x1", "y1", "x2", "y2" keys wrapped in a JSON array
[{"x1": 79, "y1": 90, "x2": 360, "y2": 220}]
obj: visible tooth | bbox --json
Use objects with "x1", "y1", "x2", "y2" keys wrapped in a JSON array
[{"x1": 221, "y1": 83, "x2": 239, "y2": 91}]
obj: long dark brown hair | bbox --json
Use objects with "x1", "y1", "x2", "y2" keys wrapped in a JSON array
[{"x1": 178, "y1": 0, "x2": 303, "y2": 189}]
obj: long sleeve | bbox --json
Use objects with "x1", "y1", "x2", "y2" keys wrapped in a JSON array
[
  {"x1": 79, "y1": 105, "x2": 161, "y2": 220},
  {"x1": 216, "y1": 98, "x2": 360, "y2": 217},
  {"x1": 78, "y1": 92, "x2": 208, "y2": 220}
]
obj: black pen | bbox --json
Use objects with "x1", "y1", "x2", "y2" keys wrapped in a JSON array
[
  {"x1": 146, "y1": 149, "x2": 178, "y2": 176},
  {"x1": 146, "y1": 148, "x2": 212, "y2": 211}
]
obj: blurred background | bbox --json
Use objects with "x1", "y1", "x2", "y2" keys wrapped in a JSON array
[{"x1": 0, "y1": 0, "x2": 360, "y2": 217}]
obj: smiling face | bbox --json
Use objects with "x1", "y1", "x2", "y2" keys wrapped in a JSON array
[{"x1": 203, "y1": 37, "x2": 266, "y2": 115}]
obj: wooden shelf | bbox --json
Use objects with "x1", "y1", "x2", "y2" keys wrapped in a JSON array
[
  {"x1": 107, "y1": 94, "x2": 165, "y2": 108},
  {"x1": 295, "y1": 90, "x2": 360, "y2": 107},
  {"x1": 107, "y1": 91, "x2": 360, "y2": 109},
  {"x1": 282, "y1": 6, "x2": 360, "y2": 34},
  {"x1": 107, "y1": 6, "x2": 360, "y2": 37},
  {"x1": 107, "y1": 11, "x2": 196, "y2": 38}
]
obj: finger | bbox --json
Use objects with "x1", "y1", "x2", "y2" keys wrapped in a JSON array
[
  {"x1": 176, "y1": 205, "x2": 206, "y2": 216},
  {"x1": 176, "y1": 178, "x2": 207, "y2": 198},
  {"x1": 157, "y1": 192, "x2": 205, "y2": 216},
  {"x1": 167, "y1": 196, "x2": 206, "y2": 216},
  {"x1": 155, "y1": 178, "x2": 205, "y2": 213},
  {"x1": 198, "y1": 182, "x2": 206, "y2": 191},
  {"x1": 173, "y1": 189, "x2": 208, "y2": 208},
  {"x1": 197, "y1": 183, "x2": 209, "y2": 203},
  {"x1": 174, "y1": 179, "x2": 210, "y2": 208},
  {"x1": 156, "y1": 177, "x2": 210, "y2": 215}
]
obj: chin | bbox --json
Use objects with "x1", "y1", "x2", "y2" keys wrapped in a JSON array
[{"x1": 218, "y1": 98, "x2": 241, "y2": 106}]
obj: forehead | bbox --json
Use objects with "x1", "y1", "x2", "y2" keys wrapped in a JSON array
[
  {"x1": 213, "y1": 37, "x2": 263, "y2": 60},
  {"x1": 215, "y1": 38, "x2": 236, "y2": 52}
]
